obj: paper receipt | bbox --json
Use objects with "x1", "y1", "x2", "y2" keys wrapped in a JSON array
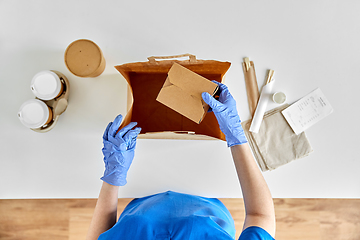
[{"x1": 281, "y1": 88, "x2": 333, "y2": 135}]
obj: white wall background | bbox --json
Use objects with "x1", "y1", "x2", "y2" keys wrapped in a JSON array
[{"x1": 0, "y1": 0, "x2": 359, "y2": 199}]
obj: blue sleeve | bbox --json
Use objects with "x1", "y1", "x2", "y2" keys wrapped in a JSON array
[{"x1": 239, "y1": 226, "x2": 275, "y2": 240}]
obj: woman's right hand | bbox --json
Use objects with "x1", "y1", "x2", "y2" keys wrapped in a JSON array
[{"x1": 202, "y1": 81, "x2": 247, "y2": 147}]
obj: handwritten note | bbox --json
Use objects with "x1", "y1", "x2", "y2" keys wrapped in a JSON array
[{"x1": 281, "y1": 88, "x2": 333, "y2": 135}]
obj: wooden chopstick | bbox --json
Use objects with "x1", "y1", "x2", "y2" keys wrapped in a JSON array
[
  {"x1": 266, "y1": 69, "x2": 275, "y2": 84},
  {"x1": 244, "y1": 57, "x2": 251, "y2": 72}
]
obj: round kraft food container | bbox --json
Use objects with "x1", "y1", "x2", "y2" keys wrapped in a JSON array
[
  {"x1": 64, "y1": 39, "x2": 106, "y2": 77},
  {"x1": 18, "y1": 99, "x2": 53, "y2": 129},
  {"x1": 31, "y1": 70, "x2": 64, "y2": 100}
]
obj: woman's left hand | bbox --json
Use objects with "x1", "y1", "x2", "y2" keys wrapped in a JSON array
[{"x1": 101, "y1": 114, "x2": 141, "y2": 186}]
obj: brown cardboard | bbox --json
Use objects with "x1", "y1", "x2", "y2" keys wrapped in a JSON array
[
  {"x1": 156, "y1": 63, "x2": 219, "y2": 124},
  {"x1": 114, "y1": 54, "x2": 231, "y2": 140}
]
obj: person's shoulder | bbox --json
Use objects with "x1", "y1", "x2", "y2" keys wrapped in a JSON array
[{"x1": 238, "y1": 226, "x2": 275, "y2": 240}]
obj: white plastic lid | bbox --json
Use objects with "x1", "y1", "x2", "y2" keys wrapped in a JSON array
[
  {"x1": 31, "y1": 71, "x2": 62, "y2": 100},
  {"x1": 18, "y1": 99, "x2": 50, "y2": 129},
  {"x1": 272, "y1": 92, "x2": 286, "y2": 104}
]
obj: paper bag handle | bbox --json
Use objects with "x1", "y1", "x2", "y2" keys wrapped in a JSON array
[{"x1": 148, "y1": 54, "x2": 196, "y2": 64}]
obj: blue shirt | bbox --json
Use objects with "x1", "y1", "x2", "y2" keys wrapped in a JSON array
[{"x1": 98, "y1": 191, "x2": 274, "y2": 240}]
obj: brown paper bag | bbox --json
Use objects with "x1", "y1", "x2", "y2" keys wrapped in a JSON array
[
  {"x1": 114, "y1": 54, "x2": 231, "y2": 140},
  {"x1": 242, "y1": 59, "x2": 260, "y2": 117}
]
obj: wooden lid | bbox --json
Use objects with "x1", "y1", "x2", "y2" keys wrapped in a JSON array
[{"x1": 64, "y1": 39, "x2": 105, "y2": 77}]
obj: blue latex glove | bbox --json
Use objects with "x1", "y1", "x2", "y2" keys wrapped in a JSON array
[
  {"x1": 202, "y1": 81, "x2": 247, "y2": 147},
  {"x1": 101, "y1": 114, "x2": 141, "y2": 186}
]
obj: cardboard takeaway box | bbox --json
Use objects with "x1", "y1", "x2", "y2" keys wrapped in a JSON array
[
  {"x1": 114, "y1": 54, "x2": 231, "y2": 140},
  {"x1": 156, "y1": 63, "x2": 219, "y2": 124}
]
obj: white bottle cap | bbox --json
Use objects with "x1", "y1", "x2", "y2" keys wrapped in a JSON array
[
  {"x1": 31, "y1": 71, "x2": 62, "y2": 100},
  {"x1": 18, "y1": 99, "x2": 50, "y2": 129}
]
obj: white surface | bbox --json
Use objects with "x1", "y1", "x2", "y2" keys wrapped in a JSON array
[{"x1": 1, "y1": 0, "x2": 359, "y2": 199}]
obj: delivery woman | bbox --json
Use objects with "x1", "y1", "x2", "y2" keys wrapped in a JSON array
[{"x1": 86, "y1": 82, "x2": 276, "y2": 240}]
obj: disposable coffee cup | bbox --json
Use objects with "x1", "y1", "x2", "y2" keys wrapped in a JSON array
[
  {"x1": 31, "y1": 71, "x2": 64, "y2": 100},
  {"x1": 64, "y1": 39, "x2": 106, "y2": 77},
  {"x1": 272, "y1": 92, "x2": 286, "y2": 104},
  {"x1": 18, "y1": 99, "x2": 53, "y2": 129}
]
